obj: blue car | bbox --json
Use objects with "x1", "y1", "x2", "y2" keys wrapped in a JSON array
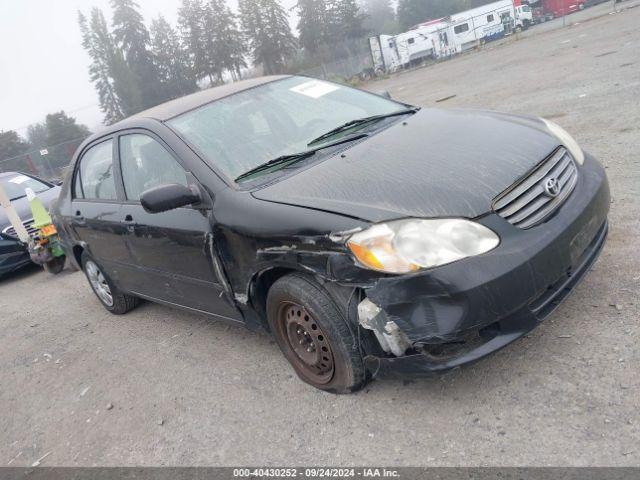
[{"x1": 0, "y1": 172, "x2": 61, "y2": 277}]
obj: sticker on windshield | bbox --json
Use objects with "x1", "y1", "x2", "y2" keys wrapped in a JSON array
[
  {"x1": 290, "y1": 80, "x2": 339, "y2": 99},
  {"x1": 9, "y1": 175, "x2": 30, "y2": 185}
]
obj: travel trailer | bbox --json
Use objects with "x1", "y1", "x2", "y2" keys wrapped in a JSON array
[
  {"x1": 369, "y1": 0, "x2": 532, "y2": 73},
  {"x1": 369, "y1": 21, "x2": 453, "y2": 73}
]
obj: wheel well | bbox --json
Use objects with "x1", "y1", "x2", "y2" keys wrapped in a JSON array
[
  {"x1": 250, "y1": 267, "x2": 296, "y2": 324},
  {"x1": 72, "y1": 245, "x2": 84, "y2": 266}
]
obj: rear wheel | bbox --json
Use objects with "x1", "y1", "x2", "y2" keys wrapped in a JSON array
[
  {"x1": 267, "y1": 274, "x2": 368, "y2": 394},
  {"x1": 82, "y1": 252, "x2": 138, "y2": 315}
]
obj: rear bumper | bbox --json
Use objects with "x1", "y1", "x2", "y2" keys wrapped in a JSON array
[{"x1": 363, "y1": 153, "x2": 610, "y2": 377}]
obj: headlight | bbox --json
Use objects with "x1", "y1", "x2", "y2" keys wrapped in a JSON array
[
  {"x1": 542, "y1": 118, "x2": 584, "y2": 165},
  {"x1": 347, "y1": 218, "x2": 500, "y2": 274}
]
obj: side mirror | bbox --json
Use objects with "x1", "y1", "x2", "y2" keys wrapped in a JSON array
[
  {"x1": 140, "y1": 183, "x2": 201, "y2": 214},
  {"x1": 378, "y1": 90, "x2": 392, "y2": 99}
]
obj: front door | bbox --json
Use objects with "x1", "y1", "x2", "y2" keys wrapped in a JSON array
[{"x1": 116, "y1": 132, "x2": 239, "y2": 320}]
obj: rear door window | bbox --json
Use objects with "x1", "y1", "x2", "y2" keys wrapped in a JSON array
[{"x1": 75, "y1": 140, "x2": 117, "y2": 200}]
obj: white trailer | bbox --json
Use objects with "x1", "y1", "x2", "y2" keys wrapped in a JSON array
[
  {"x1": 447, "y1": 0, "x2": 533, "y2": 52},
  {"x1": 369, "y1": 1, "x2": 533, "y2": 73},
  {"x1": 368, "y1": 21, "x2": 454, "y2": 73},
  {"x1": 447, "y1": 1, "x2": 511, "y2": 52},
  {"x1": 369, "y1": 34, "x2": 402, "y2": 73}
]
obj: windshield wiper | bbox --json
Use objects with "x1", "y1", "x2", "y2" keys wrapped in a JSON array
[
  {"x1": 307, "y1": 108, "x2": 419, "y2": 147},
  {"x1": 235, "y1": 134, "x2": 368, "y2": 183}
]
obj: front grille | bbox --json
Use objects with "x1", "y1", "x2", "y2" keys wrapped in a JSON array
[
  {"x1": 2, "y1": 218, "x2": 37, "y2": 239},
  {"x1": 493, "y1": 148, "x2": 578, "y2": 229}
]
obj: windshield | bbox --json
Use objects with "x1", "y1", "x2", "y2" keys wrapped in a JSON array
[
  {"x1": 167, "y1": 76, "x2": 408, "y2": 182},
  {"x1": 0, "y1": 174, "x2": 50, "y2": 201}
]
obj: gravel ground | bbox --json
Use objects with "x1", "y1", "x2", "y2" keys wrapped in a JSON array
[{"x1": 1, "y1": 2, "x2": 639, "y2": 467}]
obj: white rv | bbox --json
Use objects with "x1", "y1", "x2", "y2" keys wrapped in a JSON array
[
  {"x1": 369, "y1": 1, "x2": 532, "y2": 73},
  {"x1": 447, "y1": 0, "x2": 513, "y2": 52},
  {"x1": 369, "y1": 21, "x2": 454, "y2": 73}
]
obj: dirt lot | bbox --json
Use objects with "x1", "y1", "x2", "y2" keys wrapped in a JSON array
[{"x1": 2, "y1": 3, "x2": 639, "y2": 467}]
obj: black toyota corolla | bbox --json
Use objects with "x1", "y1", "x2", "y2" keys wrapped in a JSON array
[{"x1": 52, "y1": 75, "x2": 609, "y2": 393}]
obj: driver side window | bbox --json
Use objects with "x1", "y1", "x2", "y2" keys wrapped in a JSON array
[{"x1": 119, "y1": 134, "x2": 188, "y2": 201}]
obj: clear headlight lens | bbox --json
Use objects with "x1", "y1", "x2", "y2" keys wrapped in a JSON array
[
  {"x1": 347, "y1": 219, "x2": 500, "y2": 274},
  {"x1": 542, "y1": 118, "x2": 585, "y2": 165}
]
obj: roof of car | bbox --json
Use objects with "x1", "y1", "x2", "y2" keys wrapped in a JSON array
[{"x1": 128, "y1": 75, "x2": 291, "y2": 123}]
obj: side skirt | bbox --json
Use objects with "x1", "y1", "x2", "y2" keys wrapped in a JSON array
[{"x1": 129, "y1": 290, "x2": 246, "y2": 326}]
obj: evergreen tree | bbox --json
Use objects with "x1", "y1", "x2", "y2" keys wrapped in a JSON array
[
  {"x1": 296, "y1": 0, "x2": 328, "y2": 54},
  {"x1": 397, "y1": 0, "x2": 482, "y2": 30},
  {"x1": 26, "y1": 112, "x2": 92, "y2": 172},
  {"x1": 0, "y1": 131, "x2": 30, "y2": 162},
  {"x1": 27, "y1": 113, "x2": 90, "y2": 152},
  {"x1": 297, "y1": 0, "x2": 364, "y2": 56},
  {"x1": 26, "y1": 123, "x2": 48, "y2": 150},
  {"x1": 240, "y1": 0, "x2": 296, "y2": 75},
  {"x1": 178, "y1": 0, "x2": 209, "y2": 83},
  {"x1": 362, "y1": 0, "x2": 397, "y2": 35},
  {"x1": 150, "y1": 15, "x2": 198, "y2": 99},
  {"x1": 203, "y1": 0, "x2": 247, "y2": 83},
  {"x1": 78, "y1": 9, "x2": 128, "y2": 124},
  {"x1": 110, "y1": 0, "x2": 162, "y2": 108},
  {"x1": 326, "y1": 0, "x2": 366, "y2": 41},
  {"x1": 43, "y1": 112, "x2": 91, "y2": 146}
]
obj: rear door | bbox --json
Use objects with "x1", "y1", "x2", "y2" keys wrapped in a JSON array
[
  {"x1": 71, "y1": 138, "x2": 130, "y2": 277},
  {"x1": 115, "y1": 131, "x2": 239, "y2": 320}
]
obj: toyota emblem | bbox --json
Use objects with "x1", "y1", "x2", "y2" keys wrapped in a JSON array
[{"x1": 543, "y1": 177, "x2": 561, "y2": 198}]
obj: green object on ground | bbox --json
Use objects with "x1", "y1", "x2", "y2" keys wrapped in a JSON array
[{"x1": 51, "y1": 242, "x2": 65, "y2": 258}]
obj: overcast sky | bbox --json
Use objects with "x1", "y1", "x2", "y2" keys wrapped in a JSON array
[{"x1": 0, "y1": 0, "x2": 297, "y2": 137}]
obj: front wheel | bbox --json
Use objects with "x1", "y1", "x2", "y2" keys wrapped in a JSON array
[
  {"x1": 267, "y1": 274, "x2": 368, "y2": 394},
  {"x1": 82, "y1": 251, "x2": 139, "y2": 315}
]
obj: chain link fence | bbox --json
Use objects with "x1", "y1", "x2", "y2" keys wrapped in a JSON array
[
  {"x1": 0, "y1": 137, "x2": 87, "y2": 182},
  {"x1": 298, "y1": 52, "x2": 373, "y2": 83}
]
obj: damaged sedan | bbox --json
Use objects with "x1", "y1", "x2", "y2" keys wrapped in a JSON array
[{"x1": 52, "y1": 75, "x2": 610, "y2": 393}]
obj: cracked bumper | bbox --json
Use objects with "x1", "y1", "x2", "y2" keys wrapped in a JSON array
[{"x1": 362, "y1": 153, "x2": 610, "y2": 376}]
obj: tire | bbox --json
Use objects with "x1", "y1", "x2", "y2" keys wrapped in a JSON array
[
  {"x1": 43, "y1": 256, "x2": 65, "y2": 274},
  {"x1": 81, "y1": 251, "x2": 139, "y2": 315},
  {"x1": 267, "y1": 273, "x2": 368, "y2": 394}
]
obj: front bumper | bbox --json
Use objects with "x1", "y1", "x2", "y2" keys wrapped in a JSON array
[
  {"x1": 0, "y1": 237, "x2": 31, "y2": 276},
  {"x1": 363, "y1": 153, "x2": 610, "y2": 376}
]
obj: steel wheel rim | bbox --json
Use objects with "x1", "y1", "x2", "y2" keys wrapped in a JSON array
[
  {"x1": 85, "y1": 261, "x2": 113, "y2": 307},
  {"x1": 278, "y1": 302, "x2": 335, "y2": 385}
]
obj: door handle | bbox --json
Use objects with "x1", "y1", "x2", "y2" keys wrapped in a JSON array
[{"x1": 124, "y1": 214, "x2": 135, "y2": 232}]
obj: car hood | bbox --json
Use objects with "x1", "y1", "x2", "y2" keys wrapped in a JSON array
[
  {"x1": 0, "y1": 186, "x2": 60, "y2": 234},
  {"x1": 252, "y1": 108, "x2": 561, "y2": 222}
]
